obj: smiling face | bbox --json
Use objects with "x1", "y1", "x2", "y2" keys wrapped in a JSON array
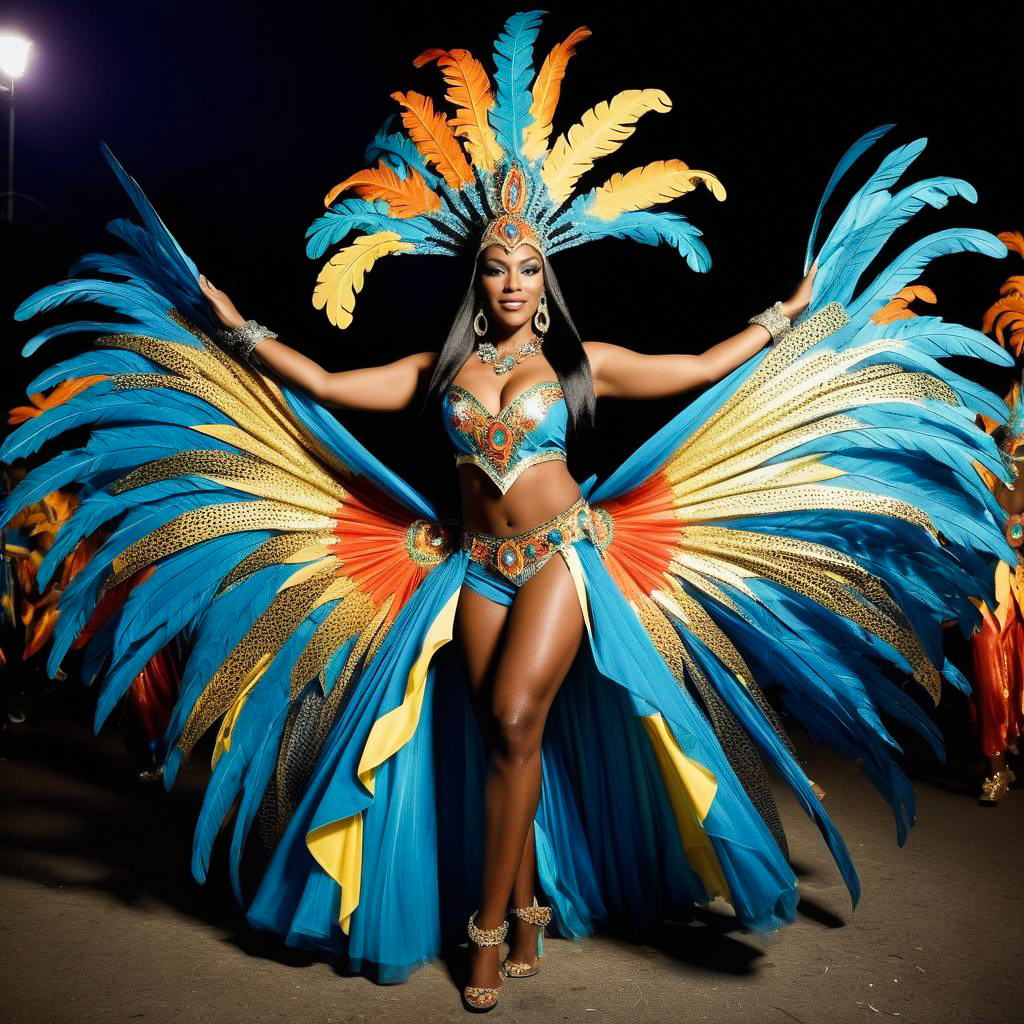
[{"x1": 477, "y1": 243, "x2": 545, "y2": 336}]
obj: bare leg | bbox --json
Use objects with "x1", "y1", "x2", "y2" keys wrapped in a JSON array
[
  {"x1": 463, "y1": 555, "x2": 584, "y2": 995},
  {"x1": 455, "y1": 583, "x2": 551, "y2": 979},
  {"x1": 454, "y1": 584, "x2": 509, "y2": 997},
  {"x1": 505, "y1": 821, "x2": 542, "y2": 967}
]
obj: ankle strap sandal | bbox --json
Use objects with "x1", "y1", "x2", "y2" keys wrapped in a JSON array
[
  {"x1": 463, "y1": 910, "x2": 508, "y2": 1012},
  {"x1": 502, "y1": 899, "x2": 552, "y2": 978}
]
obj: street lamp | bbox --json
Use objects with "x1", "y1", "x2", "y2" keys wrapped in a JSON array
[{"x1": 0, "y1": 33, "x2": 31, "y2": 224}]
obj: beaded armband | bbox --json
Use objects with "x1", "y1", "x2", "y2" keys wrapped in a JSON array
[
  {"x1": 748, "y1": 301, "x2": 792, "y2": 344},
  {"x1": 216, "y1": 319, "x2": 278, "y2": 362}
]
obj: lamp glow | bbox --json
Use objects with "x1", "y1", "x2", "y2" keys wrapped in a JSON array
[{"x1": 0, "y1": 34, "x2": 31, "y2": 79}]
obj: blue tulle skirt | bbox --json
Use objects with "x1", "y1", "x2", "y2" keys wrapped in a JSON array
[{"x1": 246, "y1": 536, "x2": 798, "y2": 983}]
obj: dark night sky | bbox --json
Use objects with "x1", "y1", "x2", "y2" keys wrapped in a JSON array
[{"x1": 1, "y1": 0, "x2": 1022, "y2": 501}]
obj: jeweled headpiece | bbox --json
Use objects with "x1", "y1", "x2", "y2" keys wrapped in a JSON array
[{"x1": 307, "y1": 10, "x2": 726, "y2": 329}]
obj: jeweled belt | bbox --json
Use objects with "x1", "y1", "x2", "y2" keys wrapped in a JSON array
[{"x1": 461, "y1": 496, "x2": 602, "y2": 586}]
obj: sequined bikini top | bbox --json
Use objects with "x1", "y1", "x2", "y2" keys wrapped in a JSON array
[{"x1": 441, "y1": 378, "x2": 568, "y2": 494}]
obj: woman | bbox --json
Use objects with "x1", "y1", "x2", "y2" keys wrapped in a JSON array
[
  {"x1": 197, "y1": 241, "x2": 815, "y2": 1008},
  {"x1": 1, "y1": 10, "x2": 1016, "y2": 1014}
]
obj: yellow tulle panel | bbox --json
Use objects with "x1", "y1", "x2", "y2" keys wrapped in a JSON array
[{"x1": 305, "y1": 588, "x2": 460, "y2": 933}]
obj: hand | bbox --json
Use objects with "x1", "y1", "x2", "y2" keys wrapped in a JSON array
[
  {"x1": 198, "y1": 273, "x2": 246, "y2": 330},
  {"x1": 781, "y1": 258, "x2": 818, "y2": 320}
]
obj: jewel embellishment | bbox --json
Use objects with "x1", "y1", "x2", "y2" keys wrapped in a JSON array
[
  {"x1": 446, "y1": 381, "x2": 565, "y2": 493},
  {"x1": 1007, "y1": 514, "x2": 1023, "y2": 548},
  {"x1": 461, "y1": 498, "x2": 598, "y2": 586},
  {"x1": 476, "y1": 334, "x2": 544, "y2": 376}
]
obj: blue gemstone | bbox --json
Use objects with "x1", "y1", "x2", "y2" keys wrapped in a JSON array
[
  {"x1": 502, "y1": 549, "x2": 517, "y2": 566},
  {"x1": 546, "y1": 529, "x2": 562, "y2": 544},
  {"x1": 493, "y1": 428, "x2": 506, "y2": 444},
  {"x1": 525, "y1": 543, "x2": 537, "y2": 558},
  {"x1": 1013, "y1": 522, "x2": 1022, "y2": 539}
]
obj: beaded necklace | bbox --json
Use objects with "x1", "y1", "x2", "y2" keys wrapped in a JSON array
[{"x1": 476, "y1": 335, "x2": 543, "y2": 376}]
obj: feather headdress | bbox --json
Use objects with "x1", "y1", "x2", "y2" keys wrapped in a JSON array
[{"x1": 307, "y1": 10, "x2": 725, "y2": 329}]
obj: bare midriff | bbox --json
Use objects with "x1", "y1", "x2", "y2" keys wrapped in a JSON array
[{"x1": 457, "y1": 459, "x2": 583, "y2": 535}]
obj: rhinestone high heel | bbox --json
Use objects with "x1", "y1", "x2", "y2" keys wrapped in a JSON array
[
  {"x1": 979, "y1": 767, "x2": 1016, "y2": 805},
  {"x1": 501, "y1": 898, "x2": 552, "y2": 978},
  {"x1": 462, "y1": 910, "x2": 508, "y2": 1013}
]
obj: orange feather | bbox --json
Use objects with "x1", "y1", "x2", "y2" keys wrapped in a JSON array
[
  {"x1": 330, "y1": 480, "x2": 443, "y2": 616},
  {"x1": 390, "y1": 89, "x2": 475, "y2": 190},
  {"x1": 323, "y1": 162, "x2": 441, "y2": 217},
  {"x1": 7, "y1": 375, "x2": 108, "y2": 425},
  {"x1": 413, "y1": 48, "x2": 502, "y2": 172},
  {"x1": 997, "y1": 230, "x2": 1024, "y2": 258},
  {"x1": 521, "y1": 26, "x2": 592, "y2": 162},
  {"x1": 871, "y1": 284, "x2": 938, "y2": 324},
  {"x1": 595, "y1": 474, "x2": 679, "y2": 603}
]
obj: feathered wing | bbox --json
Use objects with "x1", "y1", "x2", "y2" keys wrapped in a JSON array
[
  {"x1": 582, "y1": 130, "x2": 1015, "y2": 906},
  {"x1": 0, "y1": 146, "x2": 457, "y2": 904}
]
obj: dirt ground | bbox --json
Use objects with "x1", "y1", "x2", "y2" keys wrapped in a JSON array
[{"x1": 1, "y1": 687, "x2": 1021, "y2": 1024}]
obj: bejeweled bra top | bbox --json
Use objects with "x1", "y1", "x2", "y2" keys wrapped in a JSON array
[{"x1": 441, "y1": 379, "x2": 568, "y2": 494}]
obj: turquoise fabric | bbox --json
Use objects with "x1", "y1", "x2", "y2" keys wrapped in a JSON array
[
  {"x1": 462, "y1": 557, "x2": 517, "y2": 606},
  {"x1": 247, "y1": 536, "x2": 798, "y2": 983},
  {"x1": 441, "y1": 380, "x2": 569, "y2": 491}
]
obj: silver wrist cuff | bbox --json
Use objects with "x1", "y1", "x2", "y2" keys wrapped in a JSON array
[
  {"x1": 216, "y1": 319, "x2": 278, "y2": 362},
  {"x1": 748, "y1": 301, "x2": 791, "y2": 344}
]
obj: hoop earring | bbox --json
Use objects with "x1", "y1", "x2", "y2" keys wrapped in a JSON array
[
  {"x1": 533, "y1": 293, "x2": 550, "y2": 335},
  {"x1": 473, "y1": 308, "x2": 489, "y2": 337}
]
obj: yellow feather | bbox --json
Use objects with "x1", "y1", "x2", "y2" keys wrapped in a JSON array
[
  {"x1": 521, "y1": 26, "x2": 592, "y2": 163},
  {"x1": 588, "y1": 159, "x2": 726, "y2": 220},
  {"x1": 312, "y1": 232, "x2": 414, "y2": 330},
  {"x1": 540, "y1": 89, "x2": 673, "y2": 204}
]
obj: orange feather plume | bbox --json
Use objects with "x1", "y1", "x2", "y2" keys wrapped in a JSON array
[
  {"x1": 413, "y1": 48, "x2": 503, "y2": 173},
  {"x1": 980, "y1": 232, "x2": 1024, "y2": 357},
  {"x1": 7, "y1": 375, "x2": 108, "y2": 425},
  {"x1": 521, "y1": 25, "x2": 592, "y2": 162},
  {"x1": 323, "y1": 162, "x2": 441, "y2": 217},
  {"x1": 871, "y1": 284, "x2": 937, "y2": 324},
  {"x1": 390, "y1": 89, "x2": 475, "y2": 189},
  {"x1": 594, "y1": 474, "x2": 679, "y2": 603}
]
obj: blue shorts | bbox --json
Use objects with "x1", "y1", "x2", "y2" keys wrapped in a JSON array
[{"x1": 463, "y1": 558, "x2": 519, "y2": 606}]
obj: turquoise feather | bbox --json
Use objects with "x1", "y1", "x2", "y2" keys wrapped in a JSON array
[
  {"x1": 364, "y1": 114, "x2": 442, "y2": 188},
  {"x1": 489, "y1": 10, "x2": 544, "y2": 158},
  {"x1": 305, "y1": 200, "x2": 437, "y2": 259},
  {"x1": 804, "y1": 123, "x2": 895, "y2": 273}
]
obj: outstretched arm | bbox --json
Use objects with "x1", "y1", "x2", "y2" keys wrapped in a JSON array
[
  {"x1": 198, "y1": 274, "x2": 437, "y2": 412},
  {"x1": 587, "y1": 263, "x2": 816, "y2": 401}
]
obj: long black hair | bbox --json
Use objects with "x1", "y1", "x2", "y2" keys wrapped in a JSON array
[{"x1": 423, "y1": 250, "x2": 597, "y2": 474}]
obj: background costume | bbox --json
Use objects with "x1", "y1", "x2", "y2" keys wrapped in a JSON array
[
  {"x1": 971, "y1": 370, "x2": 1024, "y2": 800},
  {"x1": 0, "y1": 10, "x2": 1017, "y2": 986}
]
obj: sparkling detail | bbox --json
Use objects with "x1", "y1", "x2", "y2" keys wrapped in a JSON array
[
  {"x1": 405, "y1": 519, "x2": 454, "y2": 567},
  {"x1": 1007, "y1": 514, "x2": 1023, "y2": 548},
  {"x1": 446, "y1": 381, "x2": 566, "y2": 494},
  {"x1": 462, "y1": 497, "x2": 595, "y2": 586},
  {"x1": 475, "y1": 334, "x2": 544, "y2": 375}
]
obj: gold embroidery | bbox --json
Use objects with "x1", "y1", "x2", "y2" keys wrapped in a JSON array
[{"x1": 445, "y1": 380, "x2": 565, "y2": 493}]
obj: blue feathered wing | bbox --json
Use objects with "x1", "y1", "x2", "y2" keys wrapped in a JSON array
[
  {"x1": 0, "y1": 145, "x2": 459, "y2": 904},
  {"x1": 581, "y1": 127, "x2": 1015, "y2": 907}
]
